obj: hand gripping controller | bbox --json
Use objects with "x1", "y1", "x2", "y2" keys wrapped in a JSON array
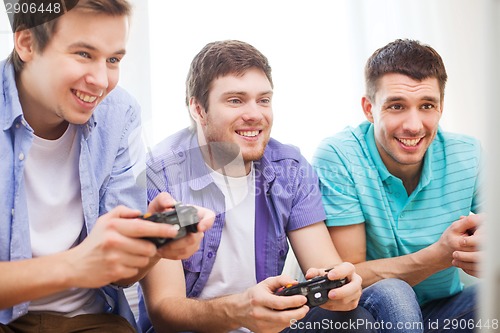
[
  {"x1": 275, "y1": 272, "x2": 346, "y2": 307},
  {"x1": 140, "y1": 203, "x2": 199, "y2": 247}
]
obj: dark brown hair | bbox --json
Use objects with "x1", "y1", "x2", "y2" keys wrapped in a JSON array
[
  {"x1": 365, "y1": 39, "x2": 448, "y2": 102},
  {"x1": 185, "y1": 40, "x2": 273, "y2": 114}
]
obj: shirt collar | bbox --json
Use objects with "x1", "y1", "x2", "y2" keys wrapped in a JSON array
[
  {"x1": 186, "y1": 133, "x2": 218, "y2": 191},
  {"x1": 364, "y1": 121, "x2": 434, "y2": 187},
  {"x1": 147, "y1": 128, "x2": 278, "y2": 193},
  {"x1": 257, "y1": 145, "x2": 276, "y2": 192},
  {"x1": 419, "y1": 139, "x2": 433, "y2": 188},
  {"x1": 188, "y1": 134, "x2": 277, "y2": 192},
  {"x1": 1, "y1": 60, "x2": 24, "y2": 131},
  {"x1": 365, "y1": 123, "x2": 392, "y2": 182}
]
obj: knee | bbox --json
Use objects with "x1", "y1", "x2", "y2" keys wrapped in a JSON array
[
  {"x1": 362, "y1": 278, "x2": 420, "y2": 310},
  {"x1": 367, "y1": 278, "x2": 415, "y2": 300},
  {"x1": 304, "y1": 307, "x2": 378, "y2": 333}
]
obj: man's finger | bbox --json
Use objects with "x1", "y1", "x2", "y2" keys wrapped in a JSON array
[{"x1": 147, "y1": 192, "x2": 176, "y2": 213}]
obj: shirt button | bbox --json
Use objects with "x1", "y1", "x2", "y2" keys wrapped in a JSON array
[
  {"x1": 11, "y1": 209, "x2": 14, "y2": 216},
  {"x1": 15, "y1": 123, "x2": 20, "y2": 129},
  {"x1": 19, "y1": 152, "x2": 25, "y2": 161},
  {"x1": 400, "y1": 213, "x2": 405, "y2": 218},
  {"x1": 207, "y1": 252, "x2": 213, "y2": 258},
  {"x1": 178, "y1": 152, "x2": 184, "y2": 157}
]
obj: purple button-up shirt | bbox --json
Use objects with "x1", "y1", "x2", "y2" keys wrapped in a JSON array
[{"x1": 138, "y1": 127, "x2": 326, "y2": 332}]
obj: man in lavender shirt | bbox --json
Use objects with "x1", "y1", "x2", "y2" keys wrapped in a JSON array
[{"x1": 138, "y1": 40, "x2": 376, "y2": 333}]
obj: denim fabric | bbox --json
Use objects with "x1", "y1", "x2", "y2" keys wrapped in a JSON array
[
  {"x1": 0, "y1": 60, "x2": 146, "y2": 329},
  {"x1": 360, "y1": 279, "x2": 478, "y2": 333},
  {"x1": 421, "y1": 285, "x2": 477, "y2": 333},
  {"x1": 361, "y1": 279, "x2": 423, "y2": 333},
  {"x1": 281, "y1": 306, "x2": 377, "y2": 333}
]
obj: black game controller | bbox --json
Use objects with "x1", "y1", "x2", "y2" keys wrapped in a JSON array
[
  {"x1": 139, "y1": 203, "x2": 199, "y2": 247},
  {"x1": 275, "y1": 272, "x2": 347, "y2": 307}
]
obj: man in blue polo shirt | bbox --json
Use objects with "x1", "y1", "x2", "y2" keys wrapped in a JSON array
[
  {"x1": 313, "y1": 39, "x2": 484, "y2": 332},
  {"x1": 138, "y1": 40, "x2": 378, "y2": 333}
]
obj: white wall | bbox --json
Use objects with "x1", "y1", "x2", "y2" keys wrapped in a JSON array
[
  {"x1": 145, "y1": 0, "x2": 490, "y2": 160},
  {"x1": 0, "y1": 1, "x2": 491, "y2": 156},
  {"x1": 0, "y1": 3, "x2": 13, "y2": 55}
]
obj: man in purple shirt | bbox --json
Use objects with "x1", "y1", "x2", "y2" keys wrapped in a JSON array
[{"x1": 138, "y1": 40, "x2": 376, "y2": 333}]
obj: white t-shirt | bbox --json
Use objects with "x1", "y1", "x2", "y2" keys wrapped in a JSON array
[
  {"x1": 199, "y1": 164, "x2": 257, "y2": 299},
  {"x1": 24, "y1": 124, "x2": 102, "y2": 315}
]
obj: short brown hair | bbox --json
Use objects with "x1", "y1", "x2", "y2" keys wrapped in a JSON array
[
  {"x1": 185, "y1": 40, "x2": 273, "y2": 114},
  {"x1": 365, "y1": 39, "x2": 448, "y2": 102},
  {"x1": 8, "y1": 0, "x2": 132, "y2": 73}
]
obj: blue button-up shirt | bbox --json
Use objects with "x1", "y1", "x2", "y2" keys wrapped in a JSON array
[
  {"x1": 0, "y1": 60, "x2": 147, "y2": 328},
  {"x1": 138, "y1": 127, "x2": 326, "y2": 332}
]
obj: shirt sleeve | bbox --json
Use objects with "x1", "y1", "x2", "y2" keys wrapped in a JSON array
[
  {"x1": 286, "y1": 155, "x2": 327, "y2": 231},
  {"x1": 471, "y1": 139, "x2": 485, "y2": 213},
  {"x1": 312, "y1": 138, "x2": 365, "y2": 227},
  {"x1": 100, "y1": 98, "x2": 148, "y2": 214}
]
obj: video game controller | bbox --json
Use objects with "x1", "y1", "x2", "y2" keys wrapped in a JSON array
[
  {"x1": 275, "y1": 272, "x2": 347, "y2": 307},
  {"x1": 139, "y1": 203, "x2": 199, "y2": 247}
]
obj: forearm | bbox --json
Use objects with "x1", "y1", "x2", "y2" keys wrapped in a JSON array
[
  {"x1": 149, "y1": 293, "x2": 245, "y2": 333},
  {"x1": 0, "y1": 253, "x2": 73, "y2": 309},
  {"x1": 355, "y1": 242, "x2": 452, "y2": 287}
]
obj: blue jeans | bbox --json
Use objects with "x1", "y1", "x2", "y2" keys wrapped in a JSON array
[
  {"x1": 281, "y1": 306, "x2": 377, "y2": 333},
  {"x1": 360, "y1": 278, "x2": 477, "y2": 333},
  {"x1": 421, "y1": 284, "x2": 477, "y2": 333}
]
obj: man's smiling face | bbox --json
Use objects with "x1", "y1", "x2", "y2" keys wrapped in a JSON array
[
  {"x1": 195, "y1": 68, "x2": 273, "y2": 170},
  {"x1": 17, "y1": 8, "x2": 128, "y2": 136},
  {"x1": 363, "y1": 73, "x2": 443, "y2": 175}
]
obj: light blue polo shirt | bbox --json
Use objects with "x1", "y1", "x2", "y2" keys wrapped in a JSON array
[{"x1": 312, "y1": 121, "x2": 483, "y2": 305}]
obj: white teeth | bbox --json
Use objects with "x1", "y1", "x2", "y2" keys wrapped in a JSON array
[
  {"x1": 237, "y1": 130, "x2": 259, "y2": 137},
  {"x1": 399, "y1": 138, "x2": 421, "y2": 147},
  {"x1": 75, "y1": 90, "x2": 98, "y2": 103}
]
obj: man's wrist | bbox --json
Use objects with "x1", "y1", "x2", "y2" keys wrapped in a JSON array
[{"x1": 212, "y1": 293, "x2": 245, "y2": 330}]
